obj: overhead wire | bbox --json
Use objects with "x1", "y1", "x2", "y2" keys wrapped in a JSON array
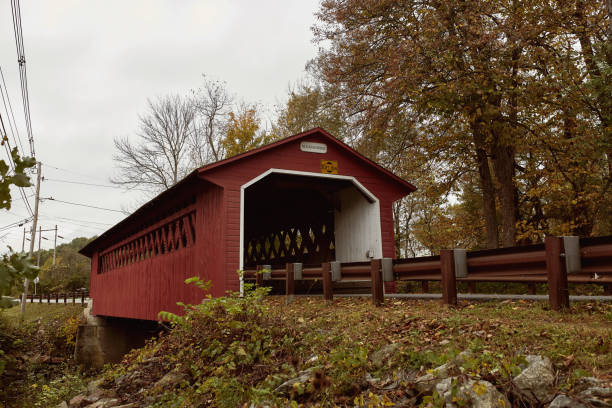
[
  {"x1": 0, "y1": 109, "x2": 34, "y2": 216},
  {"x1": 5, "y1": 0, "x2": 37, "y2": 217},
  {"x1": 38, "y1": 215, "x2": 109, "y2": 232},
  {"x1": 43, "y1": 163, "x2": 110, "y2": 183},
  {"x1": 0, "y1": 66, "x2": 25, "y2": 154},
  {"x1": 0, "y1": 216, "x2": 32, "y2": 232},
  {"x1": 42, "y1": 177, "x2": 149, "y2": 192},
  {"x1": 39, "y1": 213, "x2": 114, "y2": 226},
  {"x1": 41, "y1": 197, "x2": 127, "y2": 214},
  {"x1": 10, "y1": 0, "x2": 35, "y2": 157},
  {"x1": 0, "y1": 65, "x2": 33, "y2": 213}
]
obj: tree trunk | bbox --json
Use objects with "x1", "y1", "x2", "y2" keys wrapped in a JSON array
[
  {"x1": 492, "y1": 142, "x2": 517, "y2": 247},
  {"x1": 471, "y1": 121, "x2": 499, "y2": 248},
  {"x1": 393, "y1": 201, "x2": 401, "y2": 257}
]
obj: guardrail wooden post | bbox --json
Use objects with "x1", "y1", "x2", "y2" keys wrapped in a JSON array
[
  {"x1": 55, "y1": 293, "x2": 59, "y2": 303},
  {"x1": 370, "y1": 259, "x2": 384, "y2": 306},
  {"x1": 63, "y1": 293, "x2": 67, "y2": 304},
  {"x1": 255, "y1": 265, "x2": 264, "y2": 287},
  {"x1": 440, "y1": 249, "x2": 457, "y2": 305},
  {"x1": 545, "y1": 236, "x2": 569, "y2": 311},
  {"x1": 285, "y1": 263, "x2": 294, "y2": 304},
  {"x1": 468, "y1": 282, "x2": 476, "y2": 294},
  {"x1": 72, "y1": 292, "x2": 76, "y2": 304},
  {"x1": 527, "y1": 283, "x2": 536, "y2": 295},
  {"x1": 604, "y1": 284, "x2": 612, "y2": 296},
  {"x1": 421, "y1": 281, "x2": 429, "y2": 293},
  {"x1": 47, "y1": 293, "x2": 51, "y2": 304},
  {"x1": 38, "y1": 293, "x2": 42, "y2": 303},
  {"x1": 81, "y1": 292, "x2": 85, "y2": 304},
  {"x1": 322, "y1": 262, "x2": 333, "y2": 302}
]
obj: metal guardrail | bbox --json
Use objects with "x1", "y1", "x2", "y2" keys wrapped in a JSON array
[
  {"x1": 244, "y1": 235, "x2": 612, "y2": 310},
  {"x1": 24, "y1": 291, "x2": 90, "y2": 305}
]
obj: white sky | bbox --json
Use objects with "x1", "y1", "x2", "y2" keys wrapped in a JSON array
[{"x1": 0, "y1": 0, "x2": 320, "y2": 254}]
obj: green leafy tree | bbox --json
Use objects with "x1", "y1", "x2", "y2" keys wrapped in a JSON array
[
  {"x1": 35, "y1": 237, "x2": 94, "y2": 293},
  {"x1": 0, "y1": 146, "x2": 37, "y2": 305},
  {"x1": 0, "y1": 249, "x2": 38, "y2": 301},
  {"x1": 0, "y1": 147, "x2": 36, "y2": 209}
]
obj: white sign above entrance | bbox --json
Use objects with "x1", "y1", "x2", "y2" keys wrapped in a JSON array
[{"x1": 300, "y1": 141, "x2": 327, "y2": 154}]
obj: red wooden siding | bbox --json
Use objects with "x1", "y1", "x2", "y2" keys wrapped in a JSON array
[
  {"x1": 90, "y1": 183, "x2": 225, "y2": 320},
  {"x1": 193, "y1": 183, "x2": 226, "y2": 298}
]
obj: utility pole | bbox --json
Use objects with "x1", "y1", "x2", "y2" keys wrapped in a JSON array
[
  {"x1": 20, "y1": 161, "x2": 41, "y2": 315},
  {"x1": 53, "y1": 225, "x2": 57, "y2": 265},
  {"x1": 21, "y1": 227, "x2": 26, "y2": 253},
  {"x1": 36, "y1": 225, "x2": 42, "y2": 266}
]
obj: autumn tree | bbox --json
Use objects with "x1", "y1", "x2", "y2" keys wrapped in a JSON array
[
  {"x1": 312, "y1": 0, "x2": 610, "y2": 250},
  {"x1": 272, "y1": 79, "x2": 349, "y2": 141},
  {"x1": 221, "y1": 103, "x2": 269, "y2": 158}
]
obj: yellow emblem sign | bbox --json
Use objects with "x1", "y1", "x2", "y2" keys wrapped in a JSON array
[{"x1": 320, "y1": 160, "x2": 338, "y2": 174}]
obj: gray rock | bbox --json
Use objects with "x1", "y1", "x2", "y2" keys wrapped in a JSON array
[
  {"x1": 87, "y1": 378, "x2": 104, "y2": 395},
  {"x1": 370, "y1": 343, "x2": 401, "y2": 368},
  {"x1": 579, "y1": 387, "x2": 612, "y2": 407},
  {"x1": 274, "y1": 368, "x2": 315, "y2": 394},
  {"x1": 456, "y1": 349, "x2": 474, "y2": 365},
  {"x1": 56, "y1": 402, "x2": 69, "y2": 408},
  {"x1": 414, "y1": 373, "x2": 437, "y2": 394},
  {"x1": 69, "y1": 393, "x2": 87, "y2": 407},
  {"x1": 84, "y1": 389, "x2": 104, "y2": 404},
  {"x1": 114, "y1": 371, "x2": 141, "y2": 388},
  {"x1": 436, "y1": 377, "x2": 510, "y2": 408},
  {"x1": 154, "y1": 370, "x2": 188, "y2": 388},
  {"x1": 365, "y1": 373, "x2": 379, "y2": 386},
  {"x1": 83, "y1": 399, "x2": 120, "y2": 408},
  {"x1": 414, "y1": 361, "x2": 456, "y2": 394},
  {"x1": 580, "y1": 387, "x2": 612, "y2": 399},
  {"x1": 513, "y1": 355, "x2": 555, "y2": 402},
  {"x1": 548, "y1": 394, "x2": 587, "y2": 408},
  {"x1": 579, "y1": 377, "x2": 604, "y2": 387}
]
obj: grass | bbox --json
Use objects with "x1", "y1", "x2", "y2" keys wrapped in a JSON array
[
  {"x1": 398, "y1": 281, "x2": 609, "y2": 296},
  {"x1": 91, "y1": 290, "x2": 611, "y2": 407},
  {"x1": 266, "y1": 297, "x2": 612, "y2": 379},
  {"x1": 2, "y1": 303, "x2": 85, "y2": 326}
]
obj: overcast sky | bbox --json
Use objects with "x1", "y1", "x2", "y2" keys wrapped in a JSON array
[{"x1": 0, "y1": 0, "x2": 320, "y2": 254}]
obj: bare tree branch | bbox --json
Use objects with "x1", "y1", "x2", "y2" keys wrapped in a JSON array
[{"x1": 111, "y1": 94, "x2": 195, "y2": 192}]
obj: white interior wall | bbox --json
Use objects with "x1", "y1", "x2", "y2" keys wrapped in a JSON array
[{"x1": 333, "y1": 186, "x2": 382, "y2": 262}]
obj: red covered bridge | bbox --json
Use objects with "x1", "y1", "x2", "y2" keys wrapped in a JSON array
[{"x1": 80, "y1": 128, "x2": 416, "y2": 320}]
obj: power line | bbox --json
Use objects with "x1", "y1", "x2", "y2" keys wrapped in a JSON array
[
  {"x1": 8, "y1": 193, "x2": 34, "y2": 203},
  {"x1": 37, "y1": 216, "x2": 108, "y2": 232},
  {"x1": 42, "y1": 177, "x2": 149, "y2": 192},
  {"x1": 10, "y1": 0, "x2": 35, "y2": 157},
  {"x1": 0, "y1": 109, "x2": 33, "y2": 216},
  {"x1": 43, "y1": 163, "x2": 109, "y2": 183},
  {"x1": 39, "y1": 212, "x2": 114, "y2": 226},
  {"x1": 0, "y1": 66, "x2": 25, "y2": 154},
  {"x1": 41, "y1": 197, "x2": 127, "y2": 214},
  {"x1": 0, "y1": 217, "x2": 31, "y2": 232}
]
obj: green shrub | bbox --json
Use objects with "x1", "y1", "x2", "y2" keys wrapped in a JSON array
[{"x1": 31, "y1": 371, "x2": 87, "y2": 407}]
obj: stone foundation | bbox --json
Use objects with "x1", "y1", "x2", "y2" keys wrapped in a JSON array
[{"x1": 75, "y1": 301, "x2": 161, "y2": 368}]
